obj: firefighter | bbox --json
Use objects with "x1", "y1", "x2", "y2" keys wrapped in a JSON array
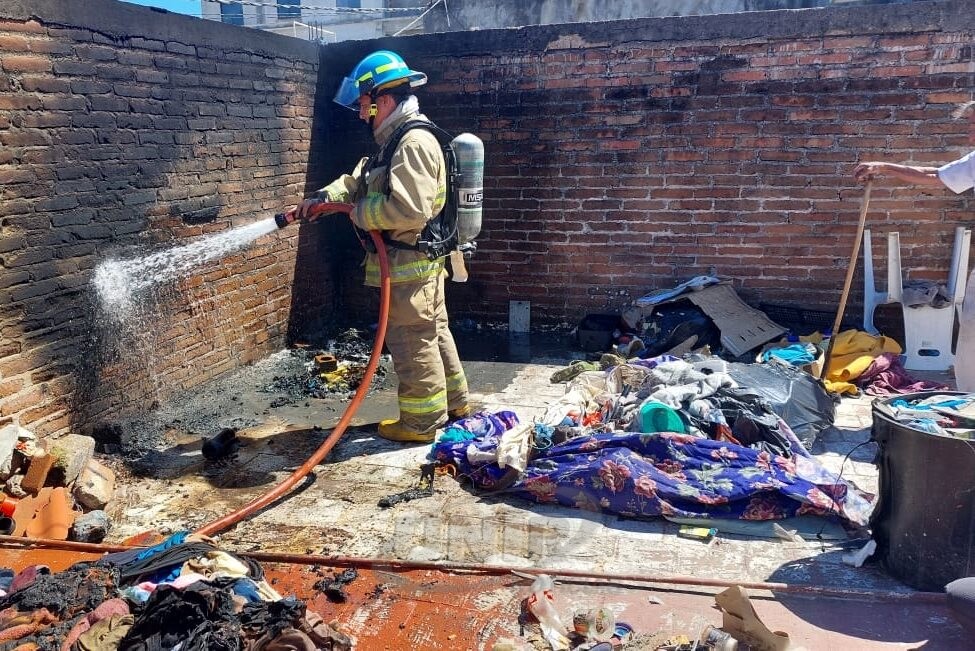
[{"x1": 297, "y1": 50, "x2": 469, "y2": 443}]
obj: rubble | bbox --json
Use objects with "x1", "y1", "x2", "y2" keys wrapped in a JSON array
[
  {"x1": 262, "y1": 330, "x2": 391, "y2": 403},
  {"x1": 21, "y1": 451, "x2": 54, "y2": 495},
  {"x1": 71, "y1": 510, "x2": 110, "y2": 543},
  {"x1": 74, "y1": 459, "x2": 116, "y2": 511},
  {"x1": 0, "y1": 425, "x2": 110, "y2": 542},
  {"x1": 49, "y1": 433, "x2": 96, "y2": 485}
]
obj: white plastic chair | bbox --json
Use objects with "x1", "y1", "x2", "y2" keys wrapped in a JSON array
[{"x1": 862, "y1": 227, "x2": 971, "y2": 371}]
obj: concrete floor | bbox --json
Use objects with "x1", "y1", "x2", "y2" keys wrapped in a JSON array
[{"x1": 103, "y1": 334, "x2": 968, "y2": 648}]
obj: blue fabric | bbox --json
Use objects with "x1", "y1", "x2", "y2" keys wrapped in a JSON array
[
  {"x1": 430, "y1": 411, "x2": 520, "y2": 459},
  {"x1": 452, "y1": 411, "x2": 519, "y2": 437},
  {"x1": 432, "y1": 430, "x2": 872, "y2": 526},
  {"x1": 122, "y1": 586, "x2": 152, "y2": 604},
  {"x1": 440, "y1": 427, "x2": 477, "y2": 443},
  {"x1": 534, "y1": 424, "x2": 555, "y2": 450},
  {"x1": 231, "y1": 578, "x2": 263, "y2": 603},
  {"x1": 135, "y1": 531, "x2": 190, "y2": 561},
  {"x1": 761, "y1": 344, "x2": 816, "y2": 366},
  {"x1": 904, "y1": 419, "x2": 945, "y2": 434},
  {"x1": 891, "y1": 397, "x2": 968, "y2": 411},
  {"x1": 0, "y1": 568, "x2": 13, "y2": 593},
  {"x1": 144, "y1": 565, "x2": 182, "y2": 586}
]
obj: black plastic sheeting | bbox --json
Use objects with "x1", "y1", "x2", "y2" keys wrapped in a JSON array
[
  {"x1": 725, "y1": 362, "x2": 836, "y2": 450},
  {"x1": 641, "y1": 303, "x2": 722, "y2": 358}
]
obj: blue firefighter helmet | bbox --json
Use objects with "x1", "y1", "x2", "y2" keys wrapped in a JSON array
[{"x1": 333, "y1": 50, "x2": 427, "y2": 110}]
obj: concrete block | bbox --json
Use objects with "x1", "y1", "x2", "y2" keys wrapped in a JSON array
[
  {"x1": 21, "y1": 452, "x2": 53, "y2": 495},
  {"x1": 0, "y1": 423, "x2": 27, "y2": 481},
  {"x1": 5, "y1": 474, "x2": 26, "y2": 498},
  {"x1": 49, "y1": 434, "x2": 96, "y2": 485},
  {"x1": 74, "y1": 459, "x2": 115, "y2": 510},
  {"x1": 71, "y1": 510, "x2": 110, "y2": 543}
]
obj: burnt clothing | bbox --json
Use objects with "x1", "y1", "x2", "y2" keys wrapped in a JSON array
[
  {"x1": 1, "y1": 564, "x2": 117, "y2": 619},
  {"x1": 119, "y1": 583, "x2": 241, "y2": 651}
]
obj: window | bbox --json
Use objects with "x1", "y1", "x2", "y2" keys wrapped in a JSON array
[
  {"x1": 336, "y1": 0, "x2": 361, "y2": 7},
  {"x1": 219, "y1": 1, "x2": 244, "y2": 25},
  {"x1": 278, "y1": 0, "x2": 301, "y2": 19}
]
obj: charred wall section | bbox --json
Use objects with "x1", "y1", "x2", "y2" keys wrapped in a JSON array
[{"x1": 0, "y1": 0, "x2": 328, "y2": 435}]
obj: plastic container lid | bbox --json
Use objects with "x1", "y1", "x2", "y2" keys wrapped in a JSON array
[{"x1": 639, "y1": 400, "x2": 688, "y2": 434}]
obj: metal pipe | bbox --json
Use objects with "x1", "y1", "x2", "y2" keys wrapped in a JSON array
[{"x1": 0, "y1": 535, "x2": 946, "y2": 605}]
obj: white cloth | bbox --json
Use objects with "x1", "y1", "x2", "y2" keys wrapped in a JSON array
[
  {"x1": 937, "y1": 150, "x2": 975, "y2": 194},
  {"x1": 465, "y1": 422, "x2": 533, "y2": 473},
  {"x1": 497, "y1": 423, "x2": 532, "y2": 472}
]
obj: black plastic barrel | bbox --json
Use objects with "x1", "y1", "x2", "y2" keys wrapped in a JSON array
[{"x1": 871, "y1": 391, "x2": 975, "y2": 591}]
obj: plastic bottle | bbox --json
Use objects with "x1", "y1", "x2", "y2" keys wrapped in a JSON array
[{"x1": 526, "y1": 575, "x2": 570, "y2": 650}]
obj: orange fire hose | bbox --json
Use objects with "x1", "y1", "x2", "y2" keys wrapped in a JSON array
[{"x1": 195, "y1": 203, "x2": 391, "y2": 537}]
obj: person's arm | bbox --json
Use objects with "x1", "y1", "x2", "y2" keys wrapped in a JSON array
[
  {"x1": 295, "y1": 157, "x2": 368, "y2": 221},
  {"x1": 853, "y1": 161, "x2": 945, "y2": 187}
]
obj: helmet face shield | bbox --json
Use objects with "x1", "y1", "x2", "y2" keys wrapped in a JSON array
[{"x1": 333, "y1": 75, "x2": 362, "y2": 110}]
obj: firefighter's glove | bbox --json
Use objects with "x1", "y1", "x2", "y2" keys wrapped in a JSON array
[{"x1": 295, "y1": 190, "x2": 331, "y2": 223}]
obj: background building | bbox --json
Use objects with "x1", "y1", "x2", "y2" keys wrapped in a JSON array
[
  {"x1": 420, "y1": 0, "x2": 915, "y2": 32},
  {"x1": 200, "y1": 0, "x2": 425, "y2": 42}
]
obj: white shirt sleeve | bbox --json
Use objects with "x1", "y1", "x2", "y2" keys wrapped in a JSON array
[{"x1": 937, "y1": 151, "x2": 975, "y2": 194}]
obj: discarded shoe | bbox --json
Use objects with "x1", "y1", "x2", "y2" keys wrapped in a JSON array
[
  {"x1": 448, "y1": 405, "x2": 471, "y2": 420},
  {"x1": 715, "y1": 585, "x2": 791, "y2": 650},
  {"x1": 550, "y1": 360, "x2": 599, "y2": 383},
  {"x1": 202, "y1": 428, "x2": 238, "y2": 461},
  {"x1": 378, "y1": 419, "x2": 435, "y2": 443}
]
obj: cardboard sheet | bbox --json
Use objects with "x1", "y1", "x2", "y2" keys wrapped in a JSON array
[
  {"x1": 623, "y1": 283, "x2": 786, "y2": 357},
  {"x1": 684, "y1": 284, "x2": 787, "y2": 356}
]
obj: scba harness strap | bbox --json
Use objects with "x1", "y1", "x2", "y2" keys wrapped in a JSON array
[{"x1": 356, "y1": 120, "x2": 461, "y2": 260}]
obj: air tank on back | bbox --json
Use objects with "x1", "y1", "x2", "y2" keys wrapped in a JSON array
[{"x1": 450, "y1": 133, "x2": 483, "y2": 246}]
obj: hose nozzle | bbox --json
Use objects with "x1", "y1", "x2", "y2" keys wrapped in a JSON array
[{"x1": 275, "y1": 211, "x2": 296, "y2": 229}]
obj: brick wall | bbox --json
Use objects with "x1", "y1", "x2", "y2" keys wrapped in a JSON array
[
  {"x1": 0, "y1": 0, "x2": 329, "y2": 435},
  {"x1": 320, "y1": 0, "x2": 975, "y2": 327},
  {"x1": 3, "y1": 0, "x2": 975, "y2": 436}
]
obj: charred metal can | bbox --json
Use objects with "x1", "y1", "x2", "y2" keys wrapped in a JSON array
[
  {"x1": 572, "y1": 612, "x2": 590, "y2": 636},
  {"x1": 700, "y1": 624, "x2": 738, "y2": 650}
]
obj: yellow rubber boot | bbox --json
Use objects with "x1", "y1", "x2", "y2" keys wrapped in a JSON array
[
  {"x1": 448, "y1": 405, "x2": 471, "y2": 420},
  {"x1": 378, "y1": 419, "x2": 436, "y2": 443}
]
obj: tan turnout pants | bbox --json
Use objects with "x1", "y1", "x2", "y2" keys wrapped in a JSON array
[{"x1": 384, "y1": 269, "x2": 468, "y2": 433}]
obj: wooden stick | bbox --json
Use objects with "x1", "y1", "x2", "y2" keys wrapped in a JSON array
[{"x1": 819, "y1": 181, "x2": 872, "y2": 380}]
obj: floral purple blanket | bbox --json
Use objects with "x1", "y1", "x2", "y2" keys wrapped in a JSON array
[{"x1": 432, "y1": 416, "x2": 872, "y2": 527}]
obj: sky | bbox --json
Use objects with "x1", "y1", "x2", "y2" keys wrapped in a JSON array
[{"x1": 121, "y1": 0, "x2": 204, "y2": 17}]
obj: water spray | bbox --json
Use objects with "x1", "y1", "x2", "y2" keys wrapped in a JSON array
[{"x1": 87, "y1": 199, "x2": 388, "y2": 539}]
